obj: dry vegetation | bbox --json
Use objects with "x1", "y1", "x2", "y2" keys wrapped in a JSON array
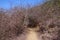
[{"x1": 0, "y1": 0, "x2": 60, "y2": 40}]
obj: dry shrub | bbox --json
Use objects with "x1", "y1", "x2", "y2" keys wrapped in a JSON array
[{"x1": 0, "y1": 9, "x2": 25, "y2": 40}]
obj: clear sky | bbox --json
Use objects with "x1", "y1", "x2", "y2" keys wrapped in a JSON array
[{"x1": 0, "y1": 0, "x2": 46, "y2": 9}]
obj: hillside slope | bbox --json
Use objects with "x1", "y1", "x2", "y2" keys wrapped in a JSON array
[
  {"x1": 28, "y1": 0, "x2": 60, "y2": 25},
  {"x1": 0, "y1": 0, "x2": 60, "y2": 40}
]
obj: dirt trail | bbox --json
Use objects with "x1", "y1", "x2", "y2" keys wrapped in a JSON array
[
  {"x1": 26, "y1": 29, "x2": 38, "y2": 40},
  {"x1": 13, "y1": 27, "x2": 39, "y2": 40}
]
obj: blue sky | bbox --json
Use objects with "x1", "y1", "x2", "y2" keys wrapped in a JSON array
[{"x1": 0, "y1": 0, "x2": 46, "y2": 9}]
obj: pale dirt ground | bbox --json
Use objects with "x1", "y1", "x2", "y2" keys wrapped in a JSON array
[
  {"x1": 12, "y1": 27, "x2": 39, "y2": 40},
  {"x1": 26, "y1": 29, "x2": 38, "y2": 40}
]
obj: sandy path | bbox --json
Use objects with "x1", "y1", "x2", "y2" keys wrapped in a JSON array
[
  {"x1": 26, "y1": 29, "x2": 38, "y2": 40},
  {"x1": 13, "y1": 27, "x2": 39, "y2": 40}
]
